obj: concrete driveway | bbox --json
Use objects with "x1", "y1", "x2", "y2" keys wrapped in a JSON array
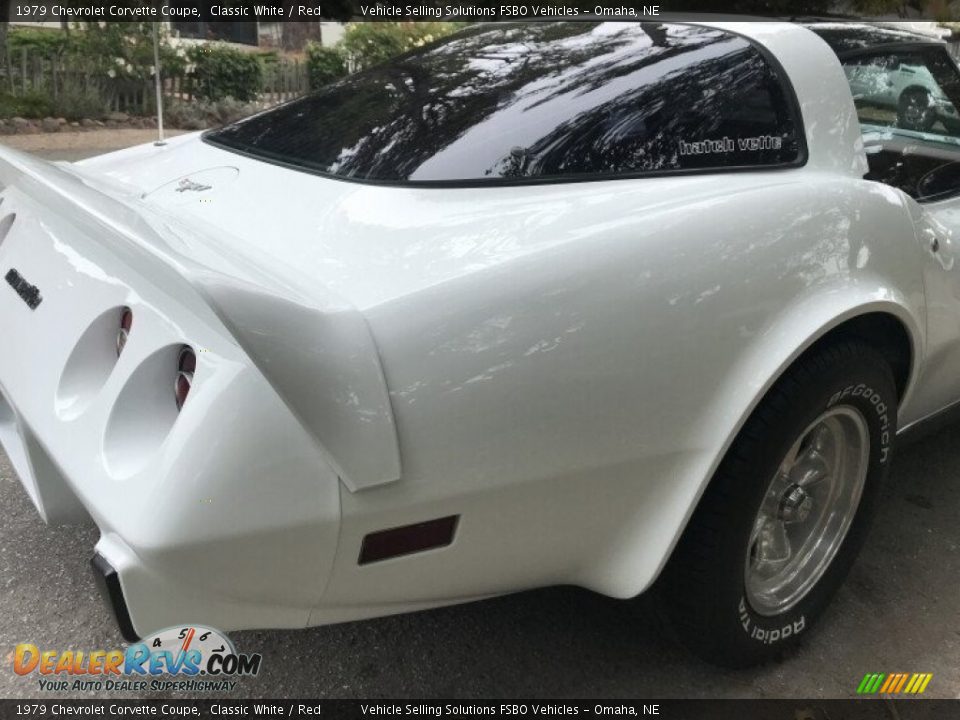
[{"x1": 0, "y1": 135, "x2": 958, "y2": 699}]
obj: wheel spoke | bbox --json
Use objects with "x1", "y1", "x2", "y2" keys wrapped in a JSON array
[
  {"x1": 750, "y1": 517, "x2": 792, "y2": 579},
  {"x1": 790, "y1": 421, "x2": 835, "y2": 488},
  {"x1": 794, "y1": 447, "x2": 831, "y2": 488},
  {"x1": 762, "y1": 440, "x2": 803, "y2": 513},
  {"x1": 744, "y1": 405, "x2": 870, "y2": 616},
  {"x1": 811, "y1": 422, "x2": 833, "y2": 453}
]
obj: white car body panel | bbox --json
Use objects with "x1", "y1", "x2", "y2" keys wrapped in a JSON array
[{"x1": 0, "y1": 21, "x2": 955, "y2": 636}]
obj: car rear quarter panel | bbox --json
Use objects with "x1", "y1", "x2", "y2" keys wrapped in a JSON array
[{"x1": 310, "y1": 171, "x2": 925, "y2": 614}]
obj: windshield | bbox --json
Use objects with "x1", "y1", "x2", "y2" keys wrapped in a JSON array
[{"x1": 205, "y1": 21, "x2": 803, "y2": 185}]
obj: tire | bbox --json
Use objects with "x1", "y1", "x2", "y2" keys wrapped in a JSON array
[
  {"x1": 898, "y1": 87, "x2": 936, "y2": 131},
  {"x1": 655, "y1": 340, "x2": 896, "y2": 667}
]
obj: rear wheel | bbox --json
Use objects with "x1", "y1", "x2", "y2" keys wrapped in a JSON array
[
  {"x1": 898, "y1": 87, "x2": 936, "y2": 131},
  {"x1": 655, "y1": 340, "x2": 896, "y2": 667}
]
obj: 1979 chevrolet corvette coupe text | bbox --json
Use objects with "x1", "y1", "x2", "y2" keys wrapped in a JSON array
[{"x1": 3, "y1": 20, "x2": 960, "y2": 667}]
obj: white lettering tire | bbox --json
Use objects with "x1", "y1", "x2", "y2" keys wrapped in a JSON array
[{"x1": 654, "y1": 340, "x2": 896, "y2": 667}]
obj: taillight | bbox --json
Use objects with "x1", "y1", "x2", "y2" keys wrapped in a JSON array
[
  {"x1": 116, "y1": 307, "x2": 133, "y2": 356},
  {"x1": 175, "y1": 346, "x2": 196, "y2": 411}
]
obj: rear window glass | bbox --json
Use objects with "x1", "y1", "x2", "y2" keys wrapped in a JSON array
[{"x1": 205, "y1": 22, "x2": 804, "y2": 185}]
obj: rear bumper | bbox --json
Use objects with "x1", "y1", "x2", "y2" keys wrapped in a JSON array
[
  {"x1": 90, "y1": 553, "x2": 138, "y2": 642},
  {"x1": 0, "y1": 172, "x2": 342, "y2": 639}
]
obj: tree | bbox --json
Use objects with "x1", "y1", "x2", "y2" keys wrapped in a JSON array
[{"x1": 0, "y1": 1, "x2": 8, "y2": 62}]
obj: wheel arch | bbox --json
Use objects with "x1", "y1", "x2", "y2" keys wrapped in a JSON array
[
  {"x1": 900, "y1": 83, "x2": 933, "y2": 99},
  {"x1": 799, "y1": 311, "x2": 913, "y2": 403},
  {"x1": 633, "y1": 299, "x2": 923, "y2": 598},
  {"x1": 697, "y1": 299, "x2": 921, "y2": 506}
]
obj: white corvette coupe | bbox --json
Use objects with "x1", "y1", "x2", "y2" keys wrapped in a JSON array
[{"x1": 3, "y1": 20, "x2": 960, "y2": 667}]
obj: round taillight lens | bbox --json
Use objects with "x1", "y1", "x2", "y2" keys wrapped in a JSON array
[
  {"x1": 175, "y1": 346, "x2": 196, "y2": 411},
  {"x1": 116, "y1": 307, "x2": 133, "y2": 356}
]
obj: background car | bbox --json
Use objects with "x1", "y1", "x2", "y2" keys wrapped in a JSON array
[{"x1": 844, "y1": 55, "x2": 960, "y2": 132}]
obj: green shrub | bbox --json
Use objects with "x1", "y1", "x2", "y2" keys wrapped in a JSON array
[
  {"x1": 0, "y1": 91, "x2": 54, "y2": 119},
  {"x1": 52, "y1": 85, "x2": 108, "y2": 121},
  {"x1": 0, "y1": 86, "x2": 106, "y2": 121},
  {"x1": 164, "y1": 101, "x2": 206, "y2": 130},
  {"x1": 165, "y1": 97, "x2": 259, "y2": 130},
  {"x1": 189, "y1": 44, "x2": 262, "y2": 102},
  {"x1": 340, "y1": 22, "x2": 462, "y2": 72},
  {"x1": 70, "y1": 22, "x2": 183, "y2": 81},
  {"x1": 3, "y1": 24, "x2": 192, "y2": 122},
  {"x1": 305, "y1": 43, "x2": 347, "y2": 90}
]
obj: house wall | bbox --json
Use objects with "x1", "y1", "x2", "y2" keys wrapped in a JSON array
[{"x1": 320, "y1": 22, "x2": 346, "y2": 47}]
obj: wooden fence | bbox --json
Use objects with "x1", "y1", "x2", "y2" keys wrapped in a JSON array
[
  {"x1": 1, "y1": 47, "x2": 310, "y2": 116},
  {"x1": 162, "y1": 59, "x2": 309, "y2": 105},
  {"x1": 261, "y1": 60, "x2": 309, "y2": 105}
]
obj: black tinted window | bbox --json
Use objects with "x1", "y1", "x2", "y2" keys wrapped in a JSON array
[{"x1": 206, "y1": 22, "x2": 804, "y2": 184}]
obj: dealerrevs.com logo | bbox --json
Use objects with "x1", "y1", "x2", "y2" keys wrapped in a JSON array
[{"x1": 11, "y1": 625, "x2": 262, "y2": 693}]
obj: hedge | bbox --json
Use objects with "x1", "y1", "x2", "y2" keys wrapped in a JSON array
[
  {"x1": 189, "y1": 44, "x2": 263, "y2": 102},
  {"x1": 305, "y1": 44, "x2": 348, "y2": 90}
]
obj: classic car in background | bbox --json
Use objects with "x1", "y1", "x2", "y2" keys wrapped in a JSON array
[
  {"x1": 844, "y1": 51, "x2": 960, "y2": 132},
  {"x1": 3, "y1": 20, "x2": 960, "y2": 668}
]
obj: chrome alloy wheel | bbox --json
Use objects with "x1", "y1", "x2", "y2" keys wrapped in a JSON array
[
  {"x1": 902, "y1": 94, "x2": 928, "y2": 127},
  {"x1": 744, "y1": 406, "x2": 870, "y2": 616}
]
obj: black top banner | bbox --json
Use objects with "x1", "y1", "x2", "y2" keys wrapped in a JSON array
[{"x1": 5, "y1": 0, "x2": 959, "y2": 22}]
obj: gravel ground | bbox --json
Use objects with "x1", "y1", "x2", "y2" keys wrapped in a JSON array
[
  {"x1": 0, "y1": 135, "x2": 958, "y2": 701},
  {"x1": 0, "y1": 129, "x2": 189, "y2": 161}
]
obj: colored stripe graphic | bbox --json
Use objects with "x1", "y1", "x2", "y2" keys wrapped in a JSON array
[
  {"x1": 856, "y1": 673, "x2": 885, "y2": 694},
  {"x1": 907, "y1": 673, "x2": 933, "y2": 694},
  {"x1": 905, "y1": 674, "x2": 920, "y2": 693},
  {"x1": 884, "y1": 674, "x2": 900, "y2": 693},
  {"x1": 857, "y1": 673, "x2": 932, "y2": 694},
  {"x1": 894, "y1": 674, "x2": 909, "y2": 693}
]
